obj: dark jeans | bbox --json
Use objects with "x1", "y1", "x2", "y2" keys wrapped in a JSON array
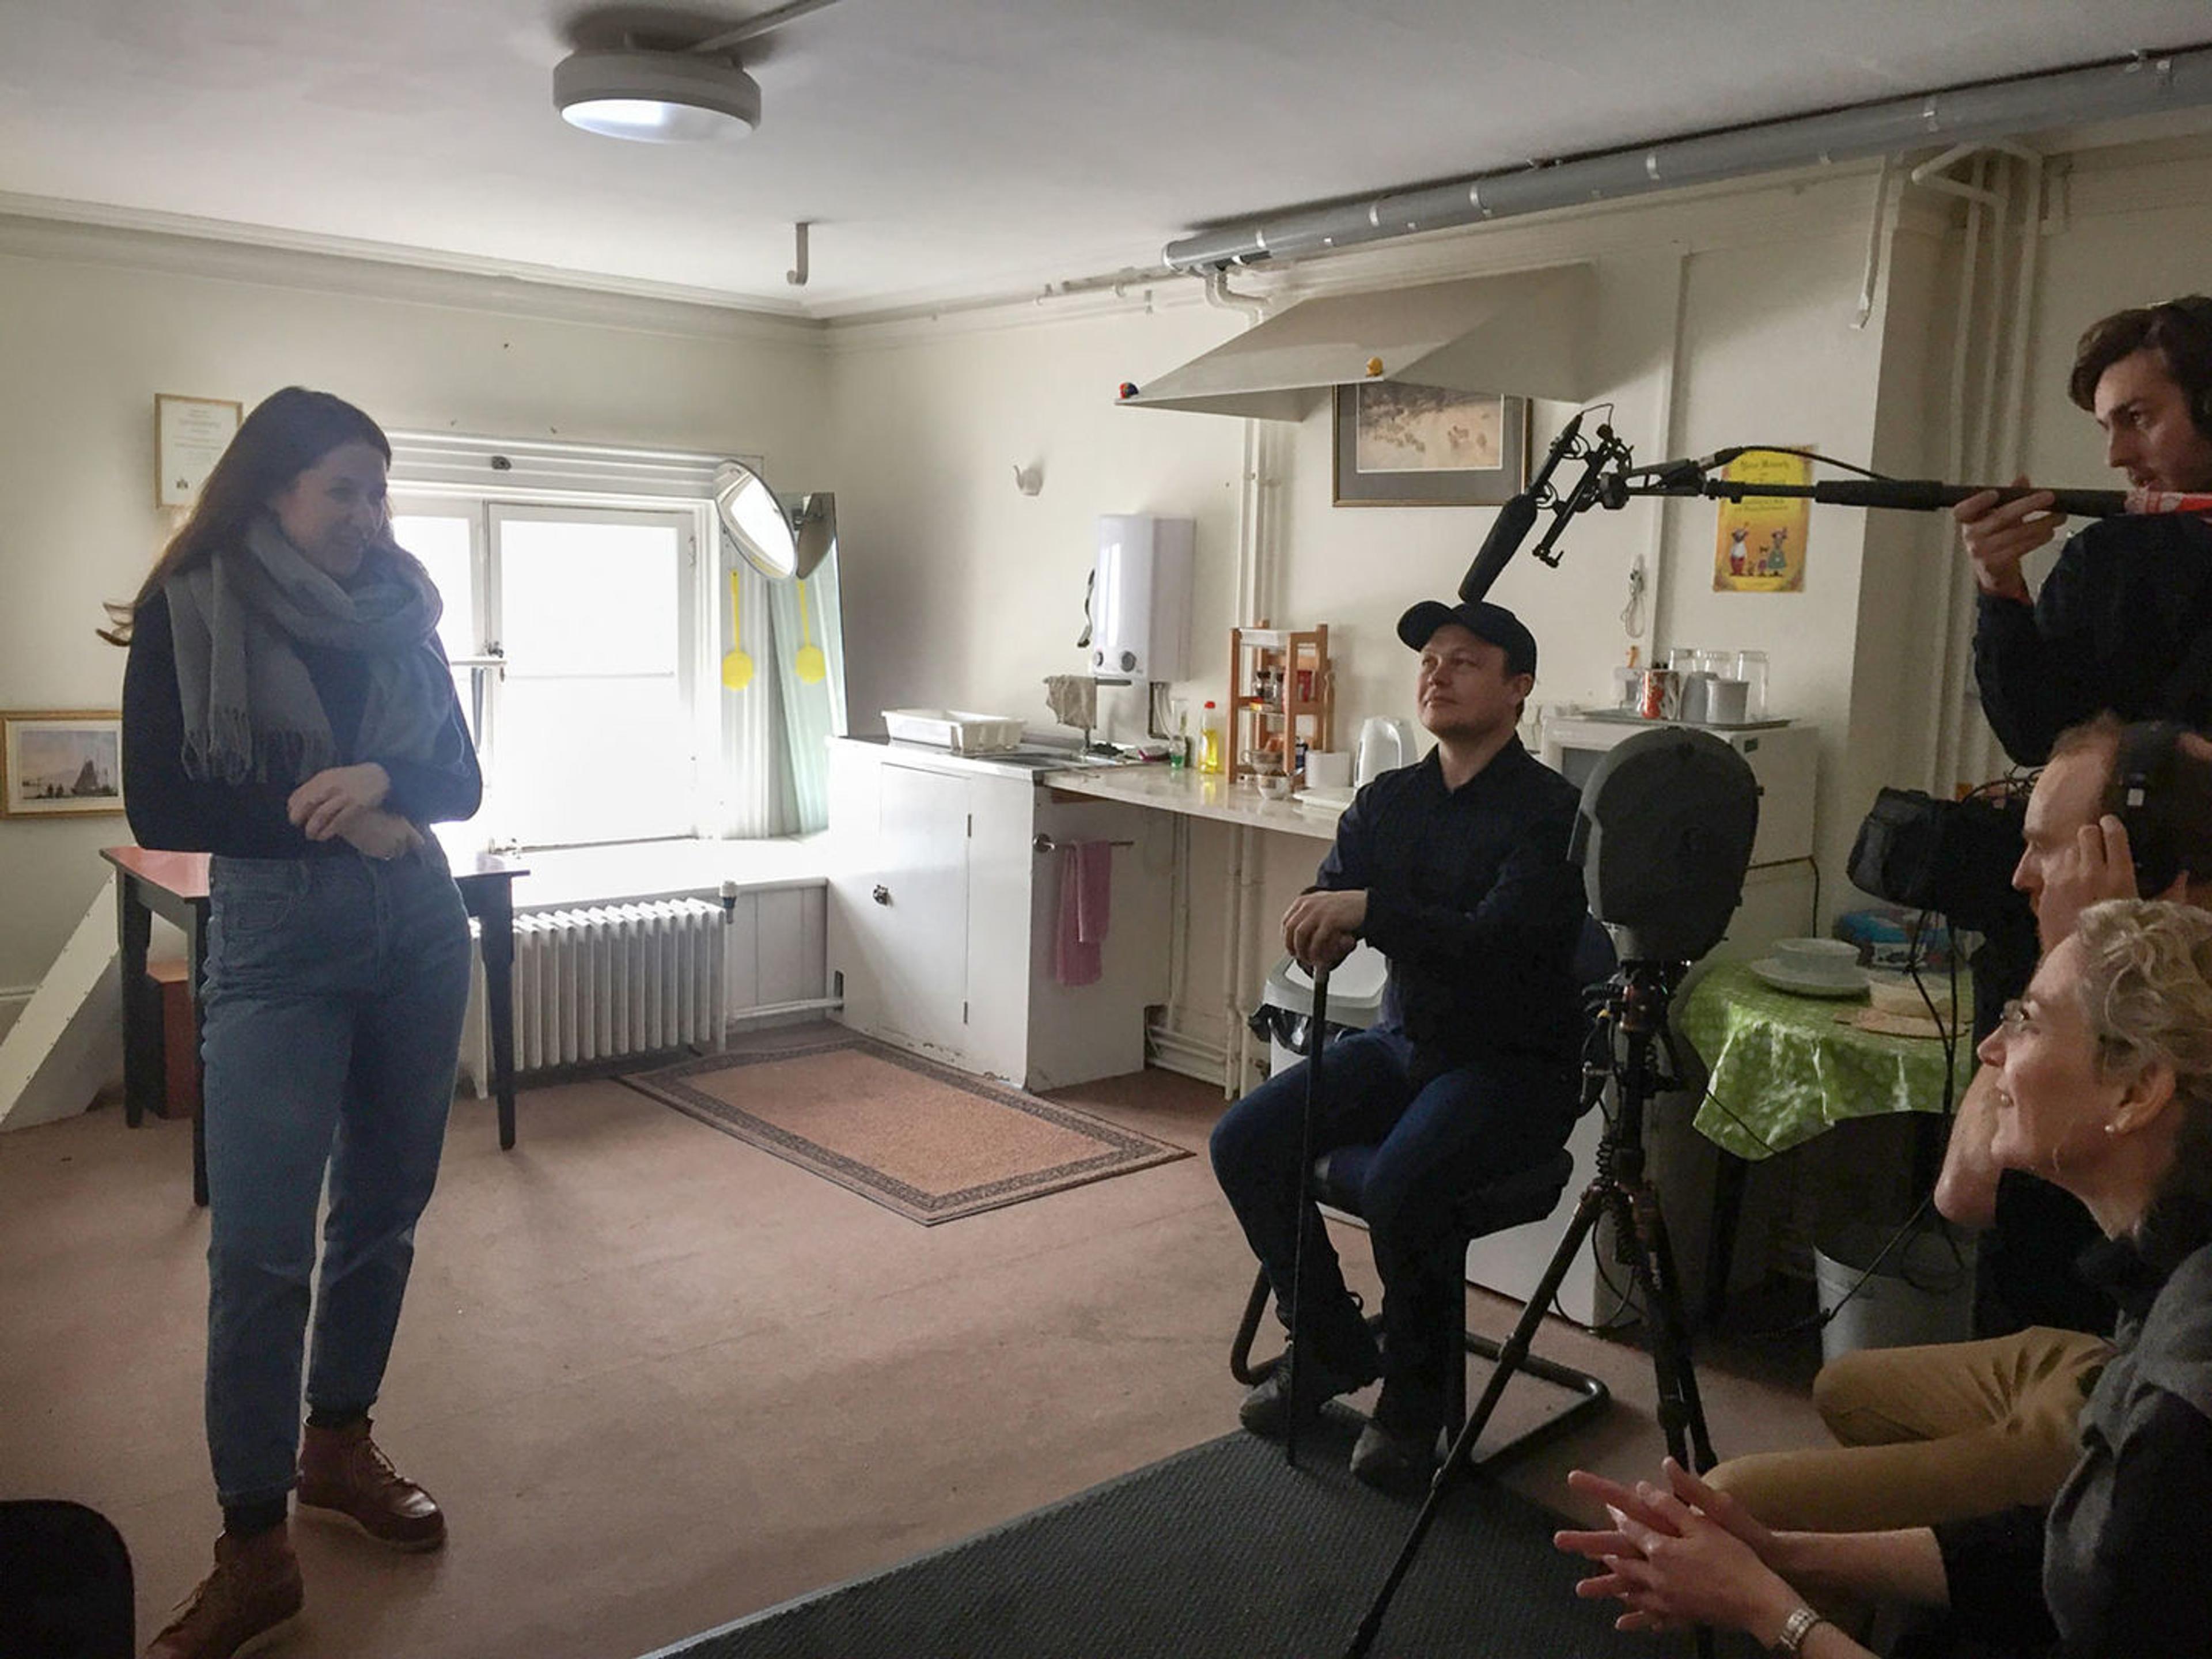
[{"x1": 1210, "y1": 1027, "x2": 1577, "y2": 1396}]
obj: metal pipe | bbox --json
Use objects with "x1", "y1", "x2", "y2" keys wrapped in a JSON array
[
  {"x1": 1164, "y1": 48, "x2": 2212, "y2": 272},
  {"x1": 690, "y1": 0, "x2": 842, "y2": 55}
]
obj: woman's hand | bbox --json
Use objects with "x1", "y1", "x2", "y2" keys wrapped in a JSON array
[
  {"x1": 288, "y1": 763, "x2": 392, "y2": 842},
  {"x1": 1555, "y1": 1461, "x2": 1799, "y2": 1641},
  {"x1": 335, "y1": 807, "x2": 425, "y2": 863}
]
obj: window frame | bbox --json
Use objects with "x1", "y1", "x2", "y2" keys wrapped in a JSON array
[{"x1": 389, "y1": 483, "x2": 717, "y2": 850}]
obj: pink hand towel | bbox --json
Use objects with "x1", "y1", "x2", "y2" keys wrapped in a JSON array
[{"x1": 1053, "y1": 842, "x2": 1112, "y2": 987}]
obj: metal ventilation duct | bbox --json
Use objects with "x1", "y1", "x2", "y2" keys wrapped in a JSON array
[{"x1": 1164, "y1": 46, "x2": 2212, "y2": 273}]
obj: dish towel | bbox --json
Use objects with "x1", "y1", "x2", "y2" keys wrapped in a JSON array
[
  {"x1": 1054, "y1": 841, "x2": 1114, "y2": 987},
  {"x1": 1043, "y1": 674, "x2": 1097, "y2": 734}
]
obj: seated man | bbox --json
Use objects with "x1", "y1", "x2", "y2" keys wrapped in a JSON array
[
  {"x1": 1210, "y1": 599, "x2": 1589, "y2": 1486},
  {"x1": 1706, "y1": 715, "x2": 2212, "y2": 1532}
]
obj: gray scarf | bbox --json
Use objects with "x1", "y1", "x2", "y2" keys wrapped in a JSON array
[{"x1": 165, "y1": 514, "x2": 450, "y2": 786}]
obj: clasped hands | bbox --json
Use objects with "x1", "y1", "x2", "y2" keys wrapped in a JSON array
[
  {"x1": 286, "y1": 763, "x2": 422, "y2": 861},
  {"x1": 1282, "y1": 888, "x2": 1366, "y2": 972},
  {"x1": 1553, "y1": 1457, "x2": 1801, "y2": 1640}
]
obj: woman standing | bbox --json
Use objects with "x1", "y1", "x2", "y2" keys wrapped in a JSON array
[
  {"x1": 114, "y1": 388, "x2": 482, "y2": 1659},
  {"x1": 1555, "y1": 898, "x2": 2212, "y2": 1657}
]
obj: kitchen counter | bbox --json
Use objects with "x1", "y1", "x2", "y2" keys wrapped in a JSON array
[
  {"x1": 1039, "y1": 764, "x2": 1340, "y2": 842},
  {"x1": 838, "y1": 737, "x2": 1343, "y2": 840}
]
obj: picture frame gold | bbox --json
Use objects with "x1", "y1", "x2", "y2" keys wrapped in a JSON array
[
  {"x1": 2, "y1": 710, "x2": 126, "y2": 818},
  {"x1": 1332, "y1": 382, "x2": 1529, "y2": 507},
  {"x1": 155, "y1": 393, "x2": 243, "y2": 509}
]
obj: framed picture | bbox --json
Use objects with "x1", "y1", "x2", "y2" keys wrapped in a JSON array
[
  {"x1": 1332, "y1": 382, "x2": 1529, "y2": 507},
  {"x1": 155, "y1": 393, "x2": 242, "y2": 508},
  {"x1": 2, "y1": 711, "x2": 126, "y2": 818}
]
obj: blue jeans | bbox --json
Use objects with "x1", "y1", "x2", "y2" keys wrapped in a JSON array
[
  {"x1": 199, "y1": 843, "x2": 471, "y2": 1507},
  {"x1": 1210, "y1": 1027, "x2": 1577, "y2": 1396}
]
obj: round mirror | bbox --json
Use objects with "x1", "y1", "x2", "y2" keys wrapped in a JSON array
[
  {"x1": 714, "y1": 460, "x2": 798, "y2": 580},
  {"x1": 791, "y1": 491, "x2": 836, "y2": 581}
]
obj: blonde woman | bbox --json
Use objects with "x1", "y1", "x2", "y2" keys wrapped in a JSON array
[{"x1": 1556, "y1": 899, "x2": 2212, "y2": 1658}]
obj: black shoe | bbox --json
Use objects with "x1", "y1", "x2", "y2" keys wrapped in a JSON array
[
  {"x1": 1350, "y1": 1377, "x2": 1446, "y2": 1489},
  {"x1": 1239, "y1": 1342, "x2": 1379, "y2": 1440}
]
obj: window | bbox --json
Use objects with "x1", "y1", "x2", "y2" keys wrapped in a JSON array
[{"x1": 391, "y1": 498, "x2": 702, "y2": 847}]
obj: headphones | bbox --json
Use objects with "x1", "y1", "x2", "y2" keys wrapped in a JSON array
[
  {"x1": 2106, "y1": 721, "x2": 2212, "y2": 896},
  {"x1": 2150, "y1": 296, "x2": 2212, "y2": 440}
]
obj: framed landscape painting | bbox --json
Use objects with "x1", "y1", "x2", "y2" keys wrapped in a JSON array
[
  {"x1": 1332, "y1": 382, "x2": 1529, "y2": 506},
  {"x1": 2, "y1": 711, "x2": 125, "y2": 817}
]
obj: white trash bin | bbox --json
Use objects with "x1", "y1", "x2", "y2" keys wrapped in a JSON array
[
  {"x1": 1253, "y1": 945, "x2": 1390, "y2": 1076},
  {"x1": 1814, "y1": 1222, "x2": 1978, "y2": 1368}
]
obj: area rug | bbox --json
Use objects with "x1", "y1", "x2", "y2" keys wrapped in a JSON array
[
  {"x1": 641, "y1": 1411, "x2": 1763, "y2": 1658},
  {"x1": 618, "y1": 1031, "x2": 1189, "y2": 1224}
]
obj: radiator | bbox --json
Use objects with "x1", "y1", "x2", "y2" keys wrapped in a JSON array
[{"x1": 498, "y1": 900, "x2": 727, "y2": 1073}]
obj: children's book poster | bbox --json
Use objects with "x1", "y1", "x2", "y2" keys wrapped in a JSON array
[{"x1": 1714, "y1": 448, "x2": 1812, "y2": 592}]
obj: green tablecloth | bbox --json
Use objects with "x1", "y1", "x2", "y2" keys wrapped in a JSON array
[{"x1": 1673, "y1": 961, "x2": 1976, "y2": 1161}]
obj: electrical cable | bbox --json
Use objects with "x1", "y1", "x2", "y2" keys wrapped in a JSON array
[{"x1": 1719, "y1": 445, "x2": 1897, "y2": 482}]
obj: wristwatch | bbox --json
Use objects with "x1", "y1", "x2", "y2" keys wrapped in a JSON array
[{"x1": 1771, "y1": 1604, "x2": 1830, "y2": 1655}]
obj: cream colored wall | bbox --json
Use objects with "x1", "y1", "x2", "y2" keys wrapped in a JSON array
[
  {"x1": 0, "y1": 225, "x2": 827, "y2": 995},
  {"x1": 2021, "y1": 137, "x2": 2212, "y2": 522},
  {"x1": 826, "y1": 301, "x2": 1246, "y2": 744},
  {"x1": 828, "y1": 166, "x2": 1933, "y2": 1072}
]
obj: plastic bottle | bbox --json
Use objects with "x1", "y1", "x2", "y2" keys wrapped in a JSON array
[
  {"x1": 1168, "y1": 702, "x2": 1190, "y2": 770},
  {"x1": 1199, "y1": 701, "x2": 1225, "y2": 775}
]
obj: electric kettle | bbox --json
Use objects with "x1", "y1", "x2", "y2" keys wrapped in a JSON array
[{"x1": 1355, "y1": 717, "x2": 1418, "y2": 786}]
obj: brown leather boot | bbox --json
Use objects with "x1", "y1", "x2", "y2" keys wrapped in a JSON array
[
  {"x1": 143, "y1": 1527, "x2": 303, "y2": 1659},
  {"x1": 296, "y1": 1417, "x2": 446, "y2": 1551}
]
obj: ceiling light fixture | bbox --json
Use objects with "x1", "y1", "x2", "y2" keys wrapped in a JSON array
[
  {"x1": 555, "y1": 49, "x2": 761, "y2": 142},
  {"x1": 554, "y1": 0, "x2": 842, "y2": 144}
]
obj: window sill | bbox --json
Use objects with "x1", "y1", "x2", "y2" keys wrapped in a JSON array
[{"x1": 447, "y1": 832, "x2": 834, "y2": 912}]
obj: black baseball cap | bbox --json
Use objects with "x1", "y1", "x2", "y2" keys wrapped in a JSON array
[{"x1": 1396, "y1": 599, "x2": 1538, "y2": 679}]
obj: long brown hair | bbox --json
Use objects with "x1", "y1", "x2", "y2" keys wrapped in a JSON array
[{"x1": 100, "y1": 387, "x2": 391, "y2": 645}]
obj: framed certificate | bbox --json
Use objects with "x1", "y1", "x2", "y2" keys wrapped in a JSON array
[{"x1": 156, "y1": 394, "x2": 243, "y2": 508}]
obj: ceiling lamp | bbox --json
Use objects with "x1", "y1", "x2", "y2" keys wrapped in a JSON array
[{"x1": 554, "y1": 48, "x2": 762, "y2": 143}]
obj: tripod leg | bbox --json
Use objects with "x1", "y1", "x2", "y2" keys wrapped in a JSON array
[
  {"x1": 1638, "y1": 1191, "x2": 1717, "y2": 1471},
  {"x1": 1604, "y1": 1184, "x2": 1719, "y2": 1659},
  {"x1": 1342, "y1": 1181, "x2": 1610, "y2": 1659}
]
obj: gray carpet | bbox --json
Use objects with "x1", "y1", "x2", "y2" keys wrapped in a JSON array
[{"x1": 644, "y1": 1411, "x2": 1755, "y2": 1658}]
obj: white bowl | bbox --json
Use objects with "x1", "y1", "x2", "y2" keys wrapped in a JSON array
[{"x1": 1772, "y1": 937, "x2": 1863, "y2": 981}]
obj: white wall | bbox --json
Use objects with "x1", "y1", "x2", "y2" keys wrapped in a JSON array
[{"x1": 0, "y1": 221, "x2": 828, "y2": 993}]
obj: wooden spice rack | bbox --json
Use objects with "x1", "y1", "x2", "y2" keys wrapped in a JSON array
[{"x1": 1226, "y1": 625, "x2": 1332, "y2": 788}]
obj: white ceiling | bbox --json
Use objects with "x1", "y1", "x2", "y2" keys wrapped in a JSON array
[{"x1": 2, "y1": 1, "x2": 2209, "y2": 319}]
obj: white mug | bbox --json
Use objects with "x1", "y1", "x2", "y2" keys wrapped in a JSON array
[{"x1": 1305, "y1": 750, "x2": 1353, "y2": 789}]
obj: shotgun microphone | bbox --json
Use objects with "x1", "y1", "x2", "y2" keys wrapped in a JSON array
[{"x1": 1459, "y1": 412, "x2": 1583, "y2": 604}]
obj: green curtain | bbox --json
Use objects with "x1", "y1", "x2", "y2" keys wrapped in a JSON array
[{"x1": 760, "y1": 544, "x2": 847, "y2": 833}]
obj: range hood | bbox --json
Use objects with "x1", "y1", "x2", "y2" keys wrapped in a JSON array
[{"x1": 1117, "y1": 263, "x2": 1596, "y2": 421}]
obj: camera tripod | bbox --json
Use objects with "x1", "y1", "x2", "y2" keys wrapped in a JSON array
[{"x1": 1343, "y1": 957, "x2": 1717, "y2": 1658}]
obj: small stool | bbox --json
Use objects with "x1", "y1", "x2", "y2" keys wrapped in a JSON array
[{"x1": 144, "y1": 959, "x2": 199, "y2": 1122}]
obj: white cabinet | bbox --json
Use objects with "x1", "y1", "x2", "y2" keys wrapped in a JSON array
[{"x1": 826, "y1": 740, "x2": 1172, "y2": 1090}]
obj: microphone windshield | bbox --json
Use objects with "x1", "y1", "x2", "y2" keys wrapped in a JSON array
[{"x1": 1460, "y1": 493, "x2": 1539, "y2": 604}]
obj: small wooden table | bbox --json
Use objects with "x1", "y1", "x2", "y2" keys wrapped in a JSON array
[{"x1": 100, "y1": 846, "x2": 527, "y2": 1205}]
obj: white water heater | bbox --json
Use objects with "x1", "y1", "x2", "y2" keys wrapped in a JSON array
[{"x1": 1091, "y1": 514, "x2": 1193, "y2": 682}]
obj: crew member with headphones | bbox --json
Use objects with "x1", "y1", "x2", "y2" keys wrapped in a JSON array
[
  {"x1": 1956, "y1": 297, "x2": 2212, "y2": 1339},
  {"x1": 1705, "y1": 715, "x2": 2212, "y2": 1536}
]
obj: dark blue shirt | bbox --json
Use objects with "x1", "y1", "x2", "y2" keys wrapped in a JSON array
[
  {"x1": 1974, "y1": 512, "x2": 2212, "y2": 767},
  {"x1": 122, "y1": 586, "x2": 482, "y2": 858},
  {"x1": 1315, "y1": 736, "x2": 1588, "y2": 1063}
]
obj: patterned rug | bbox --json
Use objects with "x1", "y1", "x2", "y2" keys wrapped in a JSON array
[{"x1": 618, "y1": 1030, "x2": 1190, "y2": 1224}]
